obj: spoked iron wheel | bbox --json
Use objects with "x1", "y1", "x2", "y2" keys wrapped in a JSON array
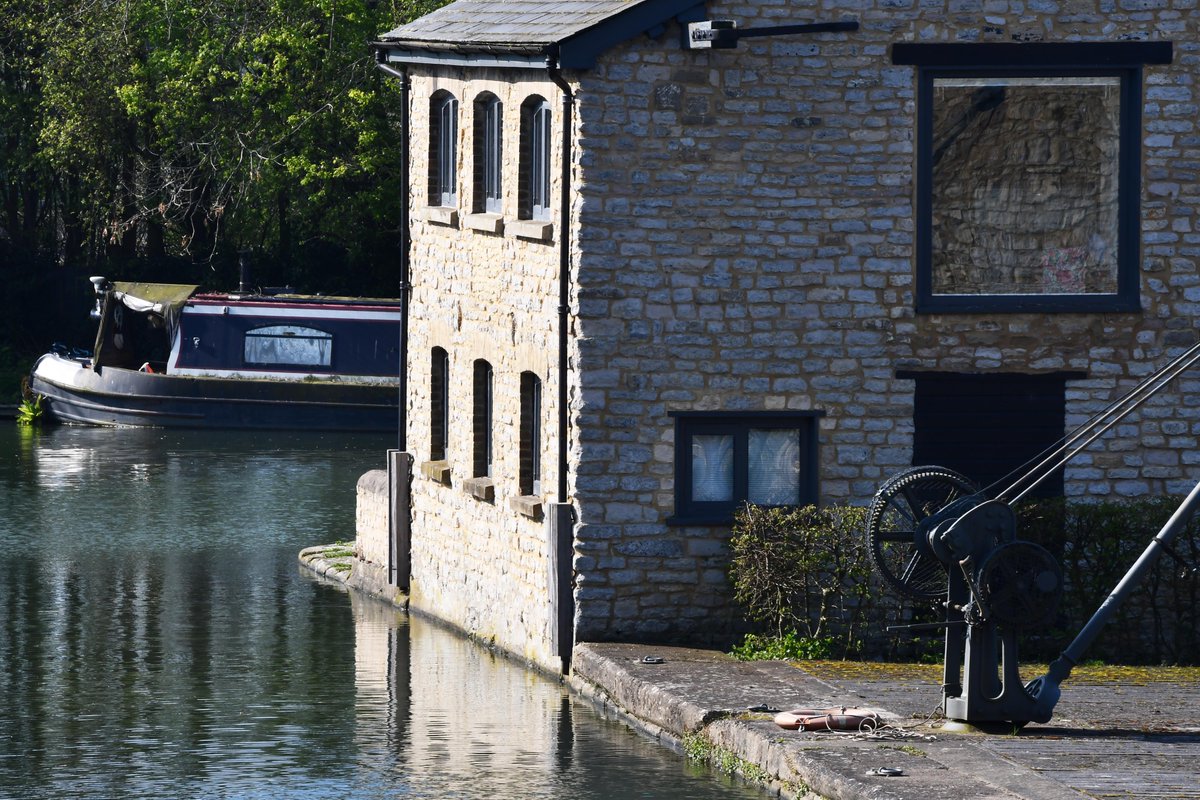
[{"x1": 866, "y1": 466, "x2": 979, "y2": 601}]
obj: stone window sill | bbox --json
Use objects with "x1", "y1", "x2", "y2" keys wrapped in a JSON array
[
  {"x1": 420, "y1": 460, "x2": 451, "y2": 485},
  {"x1": 462, "y1": 476, "x2": 495, "y2": 503},
  {"x1": 509, "y1": 495, "x2": 543, "y2": 520},
  {"x1": 464, "y1": 212, "x2": 504, "y2": 234},
  {"x1": 423, "y1": 206, "x2": 459, "y2": 227},
  {"x1": 508, "y1": 219, "x2": 553, "y2": 242}
]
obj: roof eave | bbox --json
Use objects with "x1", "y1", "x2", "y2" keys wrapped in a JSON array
[
  {"x1": 375, "y1": 0, "x2": 708, "y2": 71},
  {"x1": 374, "y1": 39, "x2": 552, "y2": 69}
]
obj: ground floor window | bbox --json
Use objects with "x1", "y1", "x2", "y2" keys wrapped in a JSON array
[
  {"x1": 519, "y1": 372, "x2": 542, "y2": 496},
  {"x1": 670, "y1": 411, "x2": 821, "y2": 524},
  {"x1": 473, "y1": 359, "x2": 493, "y2": 479},
  {"x1": 430, "y1": 347, "x2": 449, "y2": 461}
]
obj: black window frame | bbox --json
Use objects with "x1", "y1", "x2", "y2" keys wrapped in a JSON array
[
  {"x1": 472, "y1": 359, "x2": 493, "y2": 479},
  {"x1": 669, "y1": 411, "x2": 822, "y2": 525},
  {"x1": 895, "y1": 42, "x2": 1172, "y2": 314},
  {"x1": 519, "y1": 371, "x2": 542, "y2": 496}
]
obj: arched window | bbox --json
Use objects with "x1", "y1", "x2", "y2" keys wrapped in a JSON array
[
  {"x1": 429, "y1": 91, "x2": 458, "y2": 207},
  {"x1": 430, "y1": 347, "x2": 449, "y2": 461},
  {"x1": 519, "y1": 96, "x2": 552, "y2": 221},
  {"x1": 519, "y1": 372, "x2": 542, "y2": 496},
  {"x1": 473, "y1": 93, "x2": 503, "y2": 214},
  {"x1": 473, "y1": 359, "x2": 493, "y2": 478}
]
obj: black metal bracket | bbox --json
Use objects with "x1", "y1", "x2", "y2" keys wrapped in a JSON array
[{"x1": 685, "y1": 19, "x2": 858, "y2": 50}]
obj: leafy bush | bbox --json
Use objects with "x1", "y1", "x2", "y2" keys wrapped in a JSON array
[
  {"x1": 729, "y1": 503, "x2": 881, "y2": 659},
  {"x1": 729, "y1": 631, "x2": 836, "y2": 661},
  {"x1": 728, "y1": 497, "x2": 1200, "y2": 665},
  {"x1": 1018, "y1": 497, "x2": 1200, "y2": 665}
]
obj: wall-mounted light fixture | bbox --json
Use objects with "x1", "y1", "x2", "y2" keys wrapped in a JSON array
[{"x1": 684, "y1": 18, "x2": 859, "y2": 51}]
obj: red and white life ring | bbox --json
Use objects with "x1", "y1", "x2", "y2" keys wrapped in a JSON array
[{"x1": 773, "y1": 707, "x2": 881, "y2": 731}]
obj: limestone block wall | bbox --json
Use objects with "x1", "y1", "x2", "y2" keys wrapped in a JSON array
[
  {"x1": 565, "y1": 1, "x2": 1200, "y2": 642},
  {"x1": 401, "y1": 66, "x2": 572, "y2": 671},
  {"x1": 356, "y1": 469, "x2": 390, "y2": 568},
  {"x1": 386, "y1": 0, "x2": 1200, "y2": 653}
]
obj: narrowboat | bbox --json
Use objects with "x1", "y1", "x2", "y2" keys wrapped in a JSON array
[{"x1": 30, "y1": 277, "x2": 402, "y2": 431}]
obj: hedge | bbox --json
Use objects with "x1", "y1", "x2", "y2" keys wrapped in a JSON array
[{"x1": 728, "y1": 497, "x2": 1200, "y2": 665}]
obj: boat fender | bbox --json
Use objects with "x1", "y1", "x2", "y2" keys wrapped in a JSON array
[{"x1": 773, "y1": 707, "x2": 881, "y2": 732}]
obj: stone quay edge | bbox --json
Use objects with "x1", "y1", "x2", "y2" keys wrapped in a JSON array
[{"x1": 300, "y1": 549, "x2": 1200, "y2": 800}]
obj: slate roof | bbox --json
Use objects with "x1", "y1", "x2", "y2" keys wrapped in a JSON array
[{"x1": 377, "y1": 0, "x2": 707, "y2": 68}]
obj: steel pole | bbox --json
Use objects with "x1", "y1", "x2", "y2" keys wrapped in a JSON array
[
  {"x1": 1029, "y1": 474, "x2": 1200, "y2": 720},
  {"x1": 1061, "y1": 475, "x2": 1200, "y2": 666}
]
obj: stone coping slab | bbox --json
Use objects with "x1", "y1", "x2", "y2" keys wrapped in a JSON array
[
  {"x1": 569, "y1": 642, "x2": 1200, "y2": 800},
  {"x1": 298, "y1": 544, "x2": 409, "y2": 610}
]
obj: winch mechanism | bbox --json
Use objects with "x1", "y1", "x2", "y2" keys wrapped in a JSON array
[{"x1": 867, "y1": 341, "x2": 1200, "y2": 727}]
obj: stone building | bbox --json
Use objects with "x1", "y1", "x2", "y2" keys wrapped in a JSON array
[{"x1": 369, "y1": 0, "x2": 1195, "y2": 673}]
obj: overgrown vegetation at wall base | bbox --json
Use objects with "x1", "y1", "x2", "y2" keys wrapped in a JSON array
[
  {"x1": 729, "y1": 631, "x2": 836, "y2": 661},
  {"x1": 1017, "y1": 497, "x2": 1200, "y2": 665},
  {"x1": 728, "y1": 498, "x2": 1200, "y2": 666},
  {"x1": 728, "y1": 503, "x2": 896, "y2": 660}
]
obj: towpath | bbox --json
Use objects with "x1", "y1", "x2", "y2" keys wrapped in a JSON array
[{"x1": 570, "y1": 643, "x2": 1200, "y2": 800}]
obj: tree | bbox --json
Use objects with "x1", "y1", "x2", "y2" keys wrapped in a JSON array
[{"x1": 7, "y1": 0, "x2": 445, "y2": 294}]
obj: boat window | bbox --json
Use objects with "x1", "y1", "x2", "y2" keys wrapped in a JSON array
[{"x1": 244, "y1": 325, "x2": 333, "y2": 368}]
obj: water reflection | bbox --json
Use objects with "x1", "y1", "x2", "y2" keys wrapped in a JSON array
[
  {"x1": 348, "y1": 593, "x2": 765, "y2": 800},
  {"x1": 0, "y1": 427, "x2": 763, "y2": 798}
]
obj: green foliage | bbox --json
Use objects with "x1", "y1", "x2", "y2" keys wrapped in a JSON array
[
  {"x1": 728, "y1": 497, "x2": 1200, "y2": 666},
  {"x1": 730, "y1": 631, "x2": 836, "y2": 661},
  {"x1": 1017, "y1": 496, "x2": 1200, "y2": 665},
  {"x1": 728, "y1": 503, "x2": 874, "y2": 658},
  {"x1": 16, "y1": 377, "x2": 44, "y2": 426},
  {"x1": 2, "y1": 0, "x2": 448, "y2": 295},
  {"x1": 16, "y1": 395, "x2": 43, "y2": 426},
  {"x1": 681, "y1": 733, "x2": 770, "y2": 784}
]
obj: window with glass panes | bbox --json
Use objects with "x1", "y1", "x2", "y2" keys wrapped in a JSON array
[
  {"x1": 473, "y1": 359, "x2": 493, "y2": 479},
  {"x1": 474, "y1": 93, "x2": 502, "y2": 214},
  {"x1": 429, "y1": 92, "x2": 458, "y2": 207},
  {"x1": 430, "y1": 347, "x2": 449, "y2": 461},
  {"x1": 520, "y1": 96, "x2": 551, "y2": 221},
  {"x1": 519, "y1": 372, "x2": 542, "y2": 495},
  {"x1": 670, "y1": 412, "x2": 821, "y2": 524},
  {"x1": 890, "y1": 42, "x2": 1172, "y2": 313}
]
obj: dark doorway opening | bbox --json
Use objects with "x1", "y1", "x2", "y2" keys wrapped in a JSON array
[{"x1": 900, "y1": 371, "x2": 1084, "y2": 498}]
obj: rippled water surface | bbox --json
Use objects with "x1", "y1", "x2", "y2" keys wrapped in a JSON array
[{"x1": 0, "y1": 426, "x2": 764, "y2": 799}]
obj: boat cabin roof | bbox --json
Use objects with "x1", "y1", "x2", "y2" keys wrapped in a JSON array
[
  {"x1": 112, "y1": 282, "x2": 201, "y2": 316},
  {"x1": 110, "y1": 282, "x2": 403, "y2": 317}
]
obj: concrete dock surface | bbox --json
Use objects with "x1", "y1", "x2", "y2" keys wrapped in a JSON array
[{"x1": 569, "y1": 642, "x2": 1200, "y2": 800}]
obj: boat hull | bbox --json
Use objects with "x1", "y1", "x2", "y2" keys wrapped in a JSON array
[{"x1": 31, "y1": 353, "x2": 399, "y2": 432}]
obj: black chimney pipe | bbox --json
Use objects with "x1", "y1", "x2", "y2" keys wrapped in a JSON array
[{"x1": 238, "y1": 250, "x2": 252, "y2": 294}]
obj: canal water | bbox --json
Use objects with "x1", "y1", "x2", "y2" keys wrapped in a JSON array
[{"x1": 0, "y1": 426, "x2": 766, "y2": 799}]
